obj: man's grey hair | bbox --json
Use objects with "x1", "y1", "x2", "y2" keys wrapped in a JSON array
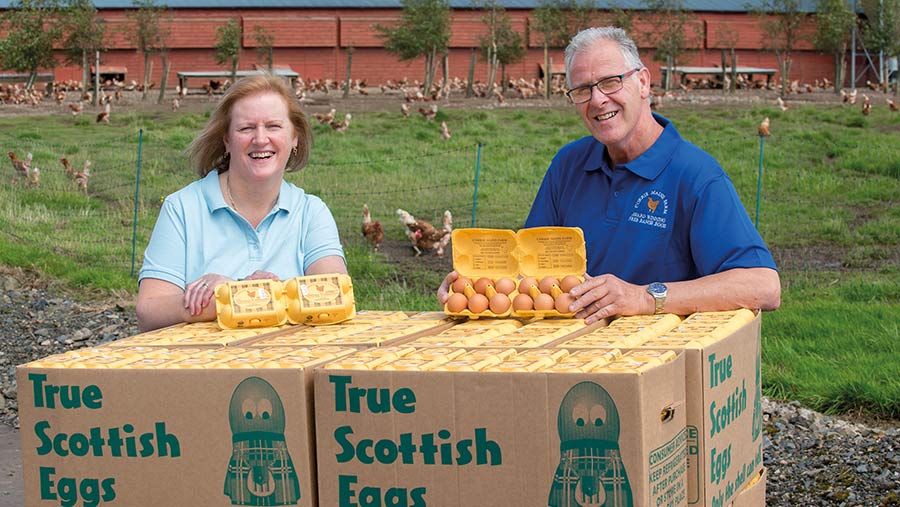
[{"x1": 564, "y1": 27, "x2": 644, "y2": 88}]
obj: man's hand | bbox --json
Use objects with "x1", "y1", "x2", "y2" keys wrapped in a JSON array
[
  {"x1": 568, "y1": 273, "x2": 653, "y2": 324},
  {"x1": 436, "y1": 270, "x2": 460, "y2": 305}
]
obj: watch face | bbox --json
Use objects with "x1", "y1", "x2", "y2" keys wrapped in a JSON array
[{"x1": 649, "y1": 282, "x2": 667, "y2": 296}]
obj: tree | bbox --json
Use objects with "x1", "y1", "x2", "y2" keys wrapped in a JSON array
[
  {"x1": 642, "y1": 0, "x2": 698, "y2": 91},
  {"x1": 375, "y1": 0, "x2": 451, "y2": 92},
  {"x1": 155, "y1": 9, "x2": 172, "y2": 104},
  {"x1": 126, "y1": 0, "x2": 165, "y2": 100},
  {"x1": 860, "y1": 0, "x2": 900, "y2": 90},
  {"x1": 215, "y1": 18, "x2": 242, "y2": 84},
  {"x1": 477, "y1": 0, "x2": 524, "y2": 89},
  {"x1": 751, "y1": 0, "x2": 808, "y2": 98},
  {"x1": 61, "y1": 0, "x2": 106, "y2": 92},
  {"x1": 253, "y1": 25, "x2": 276, "y2": 72},
  {"x1": 0, "y1": 0, "x2": 65, "y2": 90},
  {"x1": 533, "y1": 0, "x2": 596, "y2": 97},
  {"x1": 814, "y1": 0, "x2": 856, "y2": 93}
]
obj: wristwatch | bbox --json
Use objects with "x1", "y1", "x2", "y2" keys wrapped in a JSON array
[{"x1": 647, "y1": 282, "x2": 668, "y2": 314}]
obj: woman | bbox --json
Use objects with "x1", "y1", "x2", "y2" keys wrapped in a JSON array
[{"x1": 137, "y1": 74, "x2": 347, "y2": 332}]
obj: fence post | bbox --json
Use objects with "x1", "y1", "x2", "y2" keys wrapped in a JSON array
[
  {"x1": 471, "y1": 143, "x2": 483, "y2": 227},
  {"x1": 131, "y1": 129, "x2": 144, "y2": 277}
]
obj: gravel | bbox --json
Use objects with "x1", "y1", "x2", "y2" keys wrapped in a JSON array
[{"x1": 0, "y1": 269, "x2": 897, "y2": 506}]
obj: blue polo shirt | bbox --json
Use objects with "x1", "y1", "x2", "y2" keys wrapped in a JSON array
[
  {"x1": 139, "y1": 170, "x2": 345, "y2": 289},
  {"x1": 524, "y1": 114, "x2": 776, "y2": 285}
]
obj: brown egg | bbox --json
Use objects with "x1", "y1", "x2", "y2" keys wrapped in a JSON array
[
  {"x1": 518, "y1": 277, "x2": 539, "y2": 295},
  {"x1": 512, "y1": 293, "x2": 534, "y2": 311},
  {"x1": 533, "y1": 293, "x2": 555, "y2": 311},
  {"x1": 451, "y1": 276, "x2": 473, "y2": 294},
  {"x1": 446, "y1": 293, "x2": 468, "y2": 313},
  {"x1": 489, "y1": 293, "x2": 511, "y2": 314},
  {"x1": 494, "y1": 277, "x2": 516, "y2": 295},
  {"x1": 560, "y1": 275, "x2": 582, "y2": 293},
  {"x1": 555, "y1": 293, "x2": 576, "y2": 314},
  {"x1": 467, "y1": 293, "x2": 490, "y2": 313},
  {"x1": 473, "y1": 277, "x2": 494, "y2": 295},
  {"x1": 539, "y1": 276, "x2": 560, "y2": 294}
]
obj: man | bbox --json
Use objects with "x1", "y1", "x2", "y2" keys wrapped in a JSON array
[{"x1": 438, "y1": 27, "x2": 780, "y2": 323}]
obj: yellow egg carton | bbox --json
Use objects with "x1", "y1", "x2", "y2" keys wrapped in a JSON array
[
  {"x1": 500, "y1": 325, "x2": 580, "y2": 342},
  {"x1": 595, "y1": 356, "x2": 666, "y2": 374},
  {"x1": 554, "y1": 336, "x2": 628, "y2": 349},
  {"x1": 376, "y1": 356, "x2": 449, "y2": 371},
  {"x1": 452, "y1": 319, "x2": 524, "y2": 331},
  {"x1": 446, "y1": 227, "x2": 586, "y2": 319},
  {"x1": 484, "y1": 356, "x2": 556, "y2": 372},
  {"x1": 351, "y1": 310, "x2": 410, "y2": 323},
  {"x1": 403, "y1": 347, "x2": 468, "y2": 361},
  {"x1": 215, "y1": 279, "x2": 289, "y2": 329},
  {"x1": 619, "y1": 349, "x2": 678, "y2": 363},
  {"x1": 476, "y1": 335, "x2": 560, "y2": 349},
  {"x1": 285, "y1": 274, "x2": 356, "y2": 326},
  {"x1": 458, "y1": 347, "x2": 518, "y2": 361},
  {"x1": 117, "y1": 357, "x2": 175, "y2": 369},
  {"x1": 514, "y1": 348, "x2": 571, "y2": 362},
  {"x1": 636, "y1": 334, "x2": 715, "y2": 350},
  {"x1": 352, "y1": 346, "x2": 418, "y2": 362},
  {"x1": 404, "y1": 335, "x2": 489, "y2": 348},
  {"x1": 568, "y1": 348, "x2": 623, "y2": 362},
  {"x1": 430, "y1": 356, "x2": 503, "y2": 371},
  {"x1": 543, "y1": 358, "x2": 607, "y2": 373}
]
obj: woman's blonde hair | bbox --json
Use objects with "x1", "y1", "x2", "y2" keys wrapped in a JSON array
[{"x1": 187, "y1": 73, "x2": 313, "y2": 177}]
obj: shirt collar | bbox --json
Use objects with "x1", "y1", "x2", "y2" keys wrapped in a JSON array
[
  {"x1": 586, "y1": 113, "x2": 681, "y2": 181},
  {"x1": 202, "y1": 169, "x2": 290, "y2": 213}
]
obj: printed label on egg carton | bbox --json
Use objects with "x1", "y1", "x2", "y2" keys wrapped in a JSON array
[{"x1": 445, "y1": 227, "x2": 588, "y2": 319}]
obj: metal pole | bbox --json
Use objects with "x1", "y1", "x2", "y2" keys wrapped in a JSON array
[
  {"x1": 471, "y1": 143, "x2": 483, "y2": 228},
  {"x1": 756, "y1": 135, "x2": 764, "y2": 229},
  {"x1": 851, "y1": 0, "x2": 857, "y2": 90},
  {"x1": 131, "y1": 129, "x2": 144, "y2": 277}
]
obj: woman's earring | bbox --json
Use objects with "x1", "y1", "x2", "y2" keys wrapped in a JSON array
[{"x1": 292, "y1": 145, "x2": 298, "y2": 157}]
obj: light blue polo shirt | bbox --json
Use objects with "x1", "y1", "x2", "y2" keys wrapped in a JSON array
[
  {"x1": 139, "y1": 170, "x2": 345, "y2": 289},
  {"x1": 525, "y1": 113, "x2": 776, "y2": 285}
]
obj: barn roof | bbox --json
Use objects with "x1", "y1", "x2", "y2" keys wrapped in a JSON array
[{"x1": 0, "y1": 0, "x2": 819, "y2": 12}]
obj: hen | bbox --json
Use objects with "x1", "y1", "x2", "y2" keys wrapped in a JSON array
[
  {"x1": 330, "y1": 113, "x2": 352, "y2": 134},
  {"x1": 396, "y1": 208, "x2": 453, "y2": 257},
  {"x1": 889, "y1": 98, "x2": 900, "y2": 112},
  {"x1": 74, "y1": 160, "x2": 91, "y2": 193},
  {"x1": 313, "y1": 108, "x2": 336, "y2": 125},
  {"x1": 440, "y1": 121, "x2": 451, "y2": 140},
  {"x1": 60, "y1": 156, "x2": 74, "y2": 178},
  {"x1": 861, "y1": 94, "x2": 871, "y2": 116},
  {"x1": 758, "y1": 117, "x2": 770, "y2": 137},
  {"x1": 96, "y1": 102, "x2": 110, "y2": 123},
  {"x1": 418, "y1": 104, "x2": 438, "y2": 121},
  {"x1": 361, "y1": 204, "x2": 384, "y2": 251},
  {"x1": 7, "y1": 151, "x2": 31, "y2": 185}
]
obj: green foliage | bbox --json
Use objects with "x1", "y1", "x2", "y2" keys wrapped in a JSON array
[
  {"x1": 60, "y1": 0, "x2": 106, "y2": 68},
  {"x1": 532, "y1": 0, "x2": 596, "y2": 48},
  {"x1": 750, "y1": 0, "x2": 809, "y2": 97},
  {"x1": 125, "y1": 0, "x2": 164, "y2": 57},
  {"x1": 814, "y1": 0, "x2": 856, "y2": 53},
  {"x1": 375, "y1": 0, "x2": 451, "y2": 89},
  {"x1": 215, "y1": 18, "x2": 242, "y2": 80},
  {"x1": 252, "y1": 25, "x2": 276, "y2": 71},
  {"x1": 0, "y1": 0, "x2": 65, "y2": 88}
]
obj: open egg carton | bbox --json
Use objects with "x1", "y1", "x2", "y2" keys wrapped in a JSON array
[
  {"x1": 214, "y1": 274, "x2": 356, "y2": 329},
  {"x1": 444, "y1": 227, "x2": 587, "y2": 319}
]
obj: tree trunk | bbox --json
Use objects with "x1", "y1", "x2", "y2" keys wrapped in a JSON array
[
  {"x1": 157, "y1": 55, "x2": 170, "y2": 104},
  {"x1": 544, "y1": 44, "x2": 551, "y2": 99},
  {"x1": 501, "y1": 63, "x2": 507, "y2": 93},
  {"x1": 142, "y1": 54, "x2": 151, "y2": 101},
  {"x1": 343, "y1": 49, "x2": 353, "y2": 99},
  {"x1": 730, "y1": 49, "x2": 737, "y2": 93},
  {"x1": 230, "y1": 58, "x2": 238, "y2": 86},
  {"x1": 442, "y1": 53, "x2": 449, "y2": 92},
  {"x1": 466, "y1": 48, "x2": 475, "y2": 98},
  {"x1": 834, "y1": 52, "x2": 843, "y2": 94},
  {"x1": 267, "y1": 49, "x2": 273, "y2": 72},
  {"x1": 721, "y1": 49, "x2": 727, "y2": 95},
  {"x1": 82, "y1": 50, "x2": 90, "y2": 92},
  {"x1": 486, "y1": 47, "x2": 496, "y2": 90}
]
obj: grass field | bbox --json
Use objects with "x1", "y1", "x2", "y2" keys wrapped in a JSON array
[{"x1": 0, "y1": 97, "x2": 898, "y2": 419}]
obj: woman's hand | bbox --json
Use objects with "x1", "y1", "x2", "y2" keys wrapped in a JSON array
[
  {"x1": 184, "y1": 273, "x2": 232, "y2": 316},
  {"x1": 244, "y1": 270, "x2": 279, "y2": 281}
]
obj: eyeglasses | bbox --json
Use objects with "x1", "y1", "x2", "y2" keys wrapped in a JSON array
[{"x1": 566, "y1": 69, "x2": 642, "y2": 104}]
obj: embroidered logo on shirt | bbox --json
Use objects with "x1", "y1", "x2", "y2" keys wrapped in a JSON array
[{"x1": 628, "y1": 190, "x2": 669, "y2": 229}]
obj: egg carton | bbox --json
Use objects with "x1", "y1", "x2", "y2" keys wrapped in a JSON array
[
  {"x1": 445, "y1": 227, "x2": 587, "y2": 319},
  {"x1": 214, "y1": 274, "x2": 356, "y2": 329}
]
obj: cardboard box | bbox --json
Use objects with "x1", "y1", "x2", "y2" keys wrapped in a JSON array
[
  {"x1": 17, "y1": 353, "x2": 345, "y2": 507},
  {"x1": 314, "y1": 354, "x2": 688, "y2": 507},
  {"x1": 623, "y1": 310, "x2": 763, "y2": 507},
  {"x1": 728, "y1": 467, "x2": 766, "y2": 507}
]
